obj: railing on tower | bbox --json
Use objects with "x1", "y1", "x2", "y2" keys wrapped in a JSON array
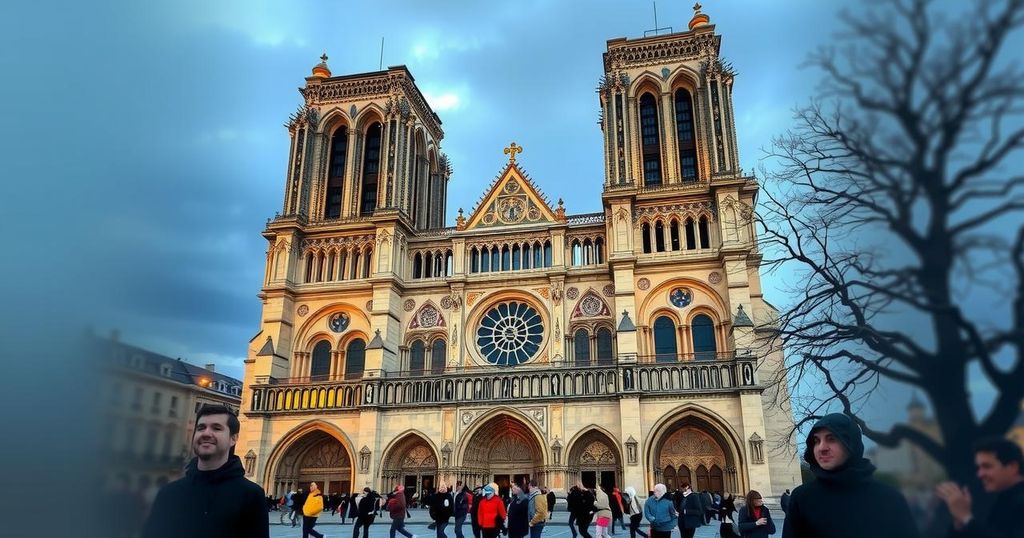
[{"x1": 246, "y1": 352, "x2": 759, "y2": 415}]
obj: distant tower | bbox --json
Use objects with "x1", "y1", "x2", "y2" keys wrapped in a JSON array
[{"x1": 908, "y1": 393, "x2": 926, "y2": 424}]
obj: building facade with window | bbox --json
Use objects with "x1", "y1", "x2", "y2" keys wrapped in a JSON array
[
  {"x1": 96, "y1": 333, "x2": 243, "y2": 491},
  {"x1": 238, "y1": 7, "x2": 800, "y2": 501}
]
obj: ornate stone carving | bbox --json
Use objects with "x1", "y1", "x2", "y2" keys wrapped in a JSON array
[
  {"x1": 534, "y1": 287, "x2": 550, "y2": 300},
  {"x1": 410, "y1": 302, "x2": 445, "y2": 330},
  {"x1": 365, "y1": 300, "x2": 374, "y2": 312},
  {"x1": 603, "y1": 32, "x2": 717, "y2": 71},
  {"x1": 297, "y1": 304, "x2": 309, "y2": 316},
  {"x1": 571, "y1": 290, "x2": 612, "y2": 319},
  {"x1": 403, "y1": 299, "x2": 416, "y2": 312},
  {"x1": 579, "y1": 441, "x2": 617, "y2": 465},
  {"x1": 566, "y1": 287, "x2": 579, "y2": 300},
  {"x1": 637, "y1": 278, "x2": 651, "y2": 291},
  {"x1": 659, "y1": 427, "x2": 726, "y2": 471},
  {"x1": 467, "y1": 292, "x2": 483, "y2": 306},
  {"x1": 603, "y1": 284, "x2": 615, "y2": 297},
  {"x1": 633, "y1": 201, "x2": 717, "y2": 224},
  {"x1": 708, "y1": 271, "x2": 722, "y2": 285}
]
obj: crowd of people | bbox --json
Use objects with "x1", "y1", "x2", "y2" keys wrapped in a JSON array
[{"x1": 121, "y1": 405, "x2": 1024, "y2": 538}]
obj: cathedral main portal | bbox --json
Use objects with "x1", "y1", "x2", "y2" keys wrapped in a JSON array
[{"x1": 461, "y1": 414, "x2": 544, "y2": 496}]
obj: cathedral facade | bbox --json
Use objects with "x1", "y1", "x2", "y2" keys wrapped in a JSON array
[{"x1": 238, "y1": 7, "x2": 800, "y2": 500}]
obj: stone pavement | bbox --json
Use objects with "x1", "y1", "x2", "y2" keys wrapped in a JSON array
[{"x1": 269, "y1": 508, "x2": 786, "y2": 538}]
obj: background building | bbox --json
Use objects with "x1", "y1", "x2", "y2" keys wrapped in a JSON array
[
  {"x1": 238, "y1": 7, "x2": 801, "y2": 501},
  {"x1": 96, "y1": 331, "x2": 242, "y2": 491}
]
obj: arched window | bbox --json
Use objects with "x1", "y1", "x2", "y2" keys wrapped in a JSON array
[
  {"x1": 595, "y1": 238, "x2": 604, "y2": 263},
  {"x1": 534, "y1": 241, "x2": 543, "y2": 268},
  {"x1": 543, "y1": 241, "x2": 553, "y2": 267},
  {"x1": 363, "y1": 248, "x2": 373, "y2": 278},
  {"x1": 344, "y1": 339, "x2": 366, "y2": 379},
  {"x1": 304, "y1": 254, "x2": 314, "y2": 283},
  {"x1": 639, "y1": 93, "x2": 662, "y2": 185},
  {"x1": 481, "y1": 247, "x2": 491, "y2": 272},
  {"x1": 678, "y1": 465, "x2": 692, "y2": 489},
  {"x1": 664, "y1": 465, "x2": 677, "y2": 491},
  {"x1": 512, "y1": 245, "x2": 521, "y2": 270},
  {"x1": 685, "y1": 218, "x2": 697, "y2": 249},
  {"x1": 360, "y1": 122, "x2": 382, "y2": 216},
  {"x1": 523, "y1": 243, "x2": 533, "y2": 269},
  {"x1": 675, "y1": 89, "x2": 698, "y2": 182},
  {"x1": 324, "y1": 126, "x2": 348, "y2": 218},
  {"x1": 699, "y1": 216, "x2": 711, "y2": 249},
  {"x1": 470, "y1": 248, "x2": 479, "y2": 273},
  {"x1": 338, "y1": 250, "x2": 348, "y2": 280},
  {"x1": 431, "y1": 340, "x2": 446, "y2": 374},
  {"x1": 583, "y1": 239, "x2": 593, "y2": 264},
  {"x1": 413, "y1": 253, "x2": 422, "y2": 279},
  {"x1": 641, "y1": 223, "x2": 652, "y2": 253},
  {"x1": 653, "y1": 316, "x2": 677, "y2": 362},
  {"x1": 350, "y1": 250, "x2": 360, "y2": 279},
  {"x1": 501, "y1": 245, "x2": 511, "y2": 271},
  {"x1": 655, "y1": 221, "x2": 666, "y2": 252},
  {"x1": 710, "y1": 465, "x2": 724, "y2": 494},
  {"x1": 692, "y1": 314, "x2": 717, "y2": 360},
  {"x1": 491, "y1": 248, "x2": 500, "y2": 272},
  {"x1": 573, "y1": 329, "x2": 591, "y2": 366},
  {"x1": 572, "y1": 241, "x2": 582, "y2": 266},
  {"x1": 670, "y1": 219, "x2": 681, "y2": 251},
  {"x1": 596, "y1": 328, "x2": 614, "y2": 365},
  {"x1": 310, "y1": 341, "x2": 331, "y2": 381},
  {"x1": 445, "y1": 251, "x2": 453, "y2": 277},
  {"x1": 409, "y1": 340, "x2": 425, "y2": 375},
  {"x1": 696, "y1": 465, "x2": 710, "y2": 491}
]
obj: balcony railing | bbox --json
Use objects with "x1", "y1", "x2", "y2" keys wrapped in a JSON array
[{"x1": 247, "y1": 354, "x2": 759, "y2": 415}]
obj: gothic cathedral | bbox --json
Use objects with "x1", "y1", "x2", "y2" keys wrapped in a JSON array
[{"x1": 238, "y1": 6, "x2": 801, "y2": 500}]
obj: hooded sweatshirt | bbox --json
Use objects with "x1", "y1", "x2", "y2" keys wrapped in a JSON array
[
  {"x1": 140, "y1": 455, "x2": 269, "y2": 538},
  {"x1": 782, "y1": 413, "x2": 921, "y2": 538},
  {"x1": 624, "y1": 487, "x2": 644, "y2": 517}
]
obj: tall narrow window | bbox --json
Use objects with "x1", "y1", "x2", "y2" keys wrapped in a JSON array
[
  {"x1": 523, "y1": 244, "x2": 532, "y2": 269},
  {"x1": 543, "y1": 241, "x2": 552, "y2": 267},
  {"x1": 345, "y1": 339, "x2": 366, "y2": 379},
  {"x1": 685, "y1": 218, "x2": 697, "y2": 249},
  {"x1": 534, "y1": 242, "x2": 543, "y2": 268},
  {"x1": 310, "y1": 341, "x2": 331, "y2": 381},
  {"x1": 653, "y1": 316, "x2": 677, "y2": 362},
  {"x1": 699, "y1": 216, "x2": 711, "y2": 249},
  {"x1": 431, "y1": 340, "x2": 446, "y2": 374},
  {"x1": 655, "y1": 221, "x2": 666, "y2": 252},
  {"x1": 642, "y1": 223, "x2": 652, "y2": 253},
  {"x1": 596, "y1": 328, "x2": 614, "y2": 365},
  {"x1": 481, "y1": 247, "x2": 490, "y2": 272},
  {"x1": 595, "y1": 238, "x2": 604, "y2": 263},
  {"x1": 574, "y1": 329, "x2": 591, "y2": 366},
  {"x1": 512, "y1": 246, "x2": 521, "y2": 270},
  {"x1": 639, "y1": 93, "x2": 662, "y2": 185},
  {"x1": 501, "y1": 246, "x2": 511, "y2": 271},
  {"x1": 471, "y1": 248, "x2": 480, "y2": 273},
  {"x1": 491, "y1": 248, "x2": 500, "y2": 272},
  {"x1": 572, "y1": 241, "x2": 582, "y2": 266},
  {"x1": 692, "y1": 314, "x2": 717, "y2": 360},
  {"x1": 360, "y1": 122, "x2": 382, "y2": 215},
  {"x1": 325, "y1": 127, "x2": 348, "y2": 218},
  {"x1": 675, "y1": 89, "x2": 698, "y2": 182},
  {"x1": 410, "y1": 340, "x2": 425, "y2": 375}
]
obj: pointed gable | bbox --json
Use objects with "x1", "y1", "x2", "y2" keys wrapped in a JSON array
[{"x1": 464, "y1": 161, "x2": 560, "y2": 230}]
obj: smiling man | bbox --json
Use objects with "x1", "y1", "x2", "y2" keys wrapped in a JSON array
[
  {"x1": 782, "y1": 413, "x2": 921, "y2": 538},
  {"x1": 937, "y1": 437, "x2": 1024, "y2": 537},
  {"x1": 140, "y1": 404, "x2": 269, "y2": 538}
]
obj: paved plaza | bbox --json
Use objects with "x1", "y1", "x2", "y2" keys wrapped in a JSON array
[{"x1": 268, "y1": 508, "x2": 786, "y2": 538}]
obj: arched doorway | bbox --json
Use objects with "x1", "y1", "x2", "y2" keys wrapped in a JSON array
[
  {"x1": 462, "y1": 414, "x2": 544, "y2": 498},
  {"x1": 649, "y1": 412, "x2": 741, "y2": 496},
  {"x1": 380, "y1": 433, "x2": 439, "y2": 506},
  {"x1": 567, "y1": 429, "x2": 622, "y2": 490},
  {"x1": 271, "y1": 429, "x2": 353, "y2": 497}
]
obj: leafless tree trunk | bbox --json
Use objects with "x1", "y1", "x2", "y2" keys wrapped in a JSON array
[{"x1": 758, "y1": 0, "x2": 1024, "y2": 484}]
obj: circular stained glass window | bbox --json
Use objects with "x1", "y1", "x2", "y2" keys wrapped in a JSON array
[{"x1": 476, "y1": 301, "x2": 544, "y2": 367}]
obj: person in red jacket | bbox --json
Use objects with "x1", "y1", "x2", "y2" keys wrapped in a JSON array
[{"x1": 477, "y1": 483, "x2": 508, "y2": 538}]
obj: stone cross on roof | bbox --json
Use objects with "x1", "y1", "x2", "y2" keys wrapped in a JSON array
[{"x1": 503, "y1": 142, "x2": 523, "y2": 163}]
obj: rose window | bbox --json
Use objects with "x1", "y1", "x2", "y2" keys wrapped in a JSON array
[{"x1": 476, "y1": 301, "x2": 544, "y2": 367}]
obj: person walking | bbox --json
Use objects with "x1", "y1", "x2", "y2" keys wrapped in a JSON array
[
  {"x1": 781, "y1": 413, "x2": 920, "y2": 538},
  {"x1": 139, "y1": 405, "x2": 269, "y2": 538},
  {"x1": 507, "y1": 483, "x2": 530, "y2": 538},
  {"x1": 293, "y1": 489, "x2": 309, "y2": 528},
  {"x1": 642, "y1": 484, "x2": 676, "y2": 538},
  {"x1": 302, "y1": 482, "x2": 326, "y2": 538},
  {"x1": 674, "y1": 483, "x2": 703, "y2": 538},
  {"x1": 545, "y1": 489, "x2": 556, "y2": 522},
  {"x1": 717, "y1": 494, "x2": 739, "y2": 538},
  {"x1": 571, "y1": 483, "x2": 596, "y2": 538},
  {"x1": 454, "y1": 484, "x2": 471, "y2": 538},
  {"x1": 735, "y1": 491, "x2": 774, "y2": 538},
  {"x1": 778, "y1": 490, "x2": 790, "y2": 517},
  {"x1": 593, "y1": 487, "x2": 613, "y2": 538},
  {"x1": 608, "y1": 487, "x2": 625, "y2": 535},
  {"x1": 566, "y1": 486, "x2": 582, "y2": 538},
  {"x1": 936, "y1": 436, "x2": 1024, "y2": 537},
  {"x1": 347, "y1": 490, "x2": 360, "y2": 524},
  {"x1": 702, "y1": 491, "x2": 714, "y2": 525},
  {"x1": 527, "y1": 479, "x2": 548, "y2": 538},
  {"x1": 387, "y1": 485, "x2": 416, "y2": 538},
  {"x1": 431, "y1": 484, "x2": 455, "y2": 538},
  {"x1": 470, "y1": 486, "x2": 484, "y2": 538},
  {"x1": 623, "y1": 487, "x2": 648, "y2": 538},
  {"x1": 477, "y1": 483, "x2": 508, "y2": 538},
  {"x1": 352, "y1": 487, "x2": 379, "y2": 538}
]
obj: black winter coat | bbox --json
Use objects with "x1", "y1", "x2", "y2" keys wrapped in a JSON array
[
  {"x1": 736, "y1": 505, "x2": 776, "y2": 538},
  {"x1": 431, "y1": 491, "x2": 454, "y2": 522},
  {"x1": 507, "y1": 494, "x2": 530, "y2": 538},
  {"x1": 140, "y1": 456, "x2": 268, "y2": 538},
  {"x1": 950, "y1": 480, "x2": 1024, "y2": 538},
  {"x1": 782, "y1": 414, "x2": 921, "y2": 538},
  {"x1": 675, "y1": 493, "x2": 703, "y2": 530}
]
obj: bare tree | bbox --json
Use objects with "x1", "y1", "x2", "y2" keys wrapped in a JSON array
[{"x1": 758, "y1": 0, "x2": 1024, "y2": 484}]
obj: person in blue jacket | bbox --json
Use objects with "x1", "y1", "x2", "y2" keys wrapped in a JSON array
[{"x1": 642, "y1": 484, "x2": 677, "y2": 538}]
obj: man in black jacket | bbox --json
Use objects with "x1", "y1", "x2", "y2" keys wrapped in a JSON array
[
  {"x1": 937, "y1": 436, "x2": 1024, "y2": 537},
  {"x1": 545, "y1": 488, "x2": 556, "y2": 521},
  {"x1": 455, "y1": 483, "x2": 471, "y2": 538},
  {"x1": 432, "y1": 484, "x2": 455, "y2": 538},
  {"x1": 674, "y1": 483, "x2": 702, "y2": 538},
  {"x1": 782, "y1": 413, "x2": 920, "y2": 538},
  {"x1": 140, "y1": 405, "x2": 269, "y2": 538},
  {"x1": 353, "y1": 487, "x2": 379, "y2": 538}
]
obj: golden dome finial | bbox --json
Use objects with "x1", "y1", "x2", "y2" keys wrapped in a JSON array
[
  {"x1": 689, "y1": 2, "x2": 710, "y2": 30},
  {"x1": 311, "y1": 52, "x2": 332, "y2": 78}
]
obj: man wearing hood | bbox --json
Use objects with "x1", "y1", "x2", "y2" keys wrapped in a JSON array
[
  {"x1": 782, "y1": 413, "x2": 921, "y2": 538},
  {"x1": 140, "y1": 405, "x2": 269, "y2": 538}
]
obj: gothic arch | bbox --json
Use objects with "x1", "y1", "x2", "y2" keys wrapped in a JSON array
[
  {"x1": 637, "y1": 278, "x2": 729, "y2": 326},
  {"x1": 667, "y1": 66, "x2": 702, "y2": 93},
  {"x1": 293, "y1": 303, "x2": 371, "y2": 354},
  {"x1": 318, "y1": 106, "x2": 353, "y2": 135},
  {"x1": 456, "y1": 407, "x2": 548, "y2": 466},
  {"x1": 643, "y1": 403, "x2": 746, "y2": 495},
  {"x1": 353, "y1": 103, "x2": 387, "y2": 132},
  {"x1": 566, "y1": 426, "x2": 623, "y2": 488},
  {"x1": 630, "y1": 71, "x2": 667, "y2": 97},
  {"x1": 263, "y1": 420, "x2": 356, "y2": 495}
]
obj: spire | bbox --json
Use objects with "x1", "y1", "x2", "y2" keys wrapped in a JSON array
[
  {"x1": 688, "y1": 2, "x2": 711, "y2": 30},
  {"x1": 311, "y1": 52, "x2": 332, "y2": 78}
]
